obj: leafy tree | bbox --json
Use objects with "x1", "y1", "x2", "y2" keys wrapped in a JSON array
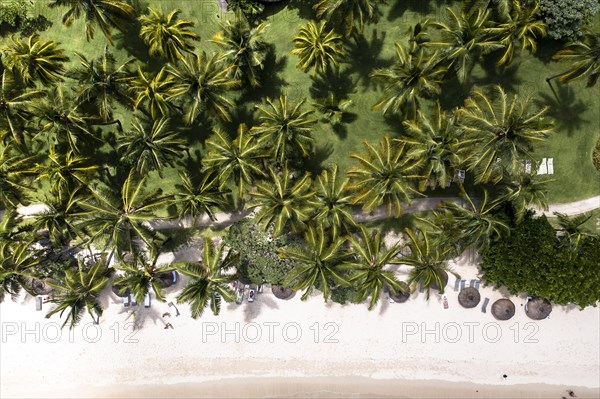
[
  {"x1": 550, "y1": 30, "x2": 600, "y2": 87},
  {"x1": 175, "y1": 237, "x2": 238, "y2": 318},
  {"x1": 280, "y1": 225, "x2": 350, "y2": 301},
  {"x1": 116, "y1": 117, "x2": 186, "y2": 177},
  {"x1": 226, "y1": 0, "x2": 265, "y2": 19},
  {"x1": 172, "y1": 171, "x2": 228, "y2": 222},
  {"x1": 553, "y1": 211, "x2": 593, "y2": 252},
  {"x1": 313, "y1": 0, "x2": 386, "y2": 37},
  {"x1": 312, "y1": 92, "x2": 353, "y2": 126},
  {"x1": 1, "y1": 34, "x2": 69, "y2": 87},
  {"x1": 341, "y1": 226, "x2": 405, "y2": 310},
  {"x1": 291, "y1": 20, "x2": 346, "y2": 77},
  {"x1": 537, "y1": 0, "x2": 599, "y2": 40},
  {"x1": 251, "y1": 96, "x2": 316, "y2": 165},
  {"x1": 48, "y1": 0, "x2": 134, "y2": 44},
  {"x1": 138, "y1": 8, "x2": 199, "y2": 63},
  {"x1": 347, "y1": 135, "x2": 421, "y2": 217},
  {"x1": 168, "y1": 52, "x2": 240, "y2": 124},
  {"x1": 46, "y1": 256, "x2": 111, "y2": 329},
  {"x1": 131, "y1": 66, "x2": 178, "y2": 120},
  {"x1": 313, "y1": 165, "x2": 357, "y2": 239},
  {"x1": 458, "y1": 85, "x2": 553, "y2": 184},
  {"x1": 211, "y1": 13, "x2": 269, "y2": 87},
  {"x1": 0, "y1": 0, "x2": 28, "y2": 30}
]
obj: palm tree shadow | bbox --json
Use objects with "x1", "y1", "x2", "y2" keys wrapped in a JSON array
[
  {"x1": 309, "y1": 67, "x2": 357, "y2": 100},
  {"x1": 475, "y1": 57, "x2": 522, "y2": 92},
  {"x1": 344, "y1": 29, "x2": 391, "y2": 92},
  {"x1": 536, "y1": 84, "x2": 588, "y2": 136},
  {"x1": 238, "y1": 44, "x2": 288, "y2": 104},
  {"x1": 220, "y1": 104, "x2": 257, "y2": 134},
  {"x1": 305, "y1": 142, "x2": 334, "y2": 175},
  {"x1": 387, "y1": 0, "x2": 436, "y2": 21}
]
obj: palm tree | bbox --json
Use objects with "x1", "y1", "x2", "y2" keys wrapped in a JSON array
[
  {"x1": 347, "y1": 135, "x2": 421, "y2": 217},
  {"x1": 280, "y1": 225, "x2": 350, "y2": 301},
  {"x1": 498, "y1": 169, "x2": 550, "y2": 223},
  {"x1": 77, "y1": 169, "x2": 171, "y2": 260},
  {"x1": 0, "y1": 71, "x2": 45, "y2": 145},
  {"x1": 138, "y1": 8, "x2": 200, "y2": 63},
  {"x1": 487, "y1": 0, "x2": 547, "y2": 66},
  {"x1": 48, "y1": 0, "x2": 134, "y2": 44},
  {"x1": 291, "y1": 20, "x2": 346, "y2": 77},
  {"x1": 116, "y1": 117, "x2": 186, "y2": 177},
  {"x1": 0, "y1": 144, "x2": 34, "y2": 209},
  {"x1": 554, "y1": 212, "x2": 593, "y2": 252},
  {"x1": 312, "y1": 92, "x2": 353, "y2": 126},
  {"x1": 202, "y1": 124, "x2": 267, "y2": 204},
  {"x1": 46, "y1": 256, "x2": 111, "y2": 329},
  {"x1": 314, "y1": 0, "x2": 386, "y2": 37},
  {"x1": 66, "y1": 46, "x2": 135, "y2": 123},
  {"x1": 0, "y1": 211, "x2": 30, "y2": 257},
  {"x1": 427, "y1": 7, "x2": 502, "y2": 82},
  {"x1": 211, "y1": 13, "x2": 269, "y2": 87},
  {"x1": 33, "y1": 149, "x2": 99, "y2": 197},
  {"x1": 457, "y1": 85, "x2": 553, "y2": 184},
  {"x1": 402, "y1": 228, "x2": 458, "y2": 299},
  {"x1": 32, "y1": 85, "x2": 92, "y2": 154},
  {"x1": 370, "y1": 41, "x2": 447, "y2": 119},
  {"x1": 313, "y1": 165, "x2": 356, "y2": 239},
  {"x1": 248, "y1": 164, "x2": 317, "y2": 236},
  {"x1": 549, "y1": 30, "x2": 600, "y2": 87},
  {"x1": 175, "y1": 237, "x2": 238, "y2": 318},
  {"x1": 341, "y1": 226, "x2": 405, "y2": 310},
  {"x1": 167, "y1": 52, "x2": 240, "y2": 124},
  {"x1": 0, "y1": 242, "x2": 40, "y2": 302},
  {"x1": 131, "y1": 66, "x2": 178, "y2": 120},
  {"x1": 173, "y1": 172, "x2": 229, "y2": 222},
  {"x1": 399, "y1": 103, "x2": 472, "y2": 191},
  {"x1": 1, "y1": 34, "x2": 69, "y2": 87},
  {"x1": 251, "y1": 96, "x2": 316, "y2": 165},
  {"x1": 114, "y1": 250, "x2": 173, "y2": 304}
]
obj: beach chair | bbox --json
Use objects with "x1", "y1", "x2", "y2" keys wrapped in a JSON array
[
  {"x1": 525, "y1": 160, "x2": 532, "y2": 174},
  {"x1": 168, "y1": 301, "x2": 180, "y2": 317},
  {"x1": 172, "y1": 271, "x2": 177, "y2": 284},
  {"x1": 248, "y1": 288, "x2": 256, "y2": 303},
  {"x1": 36, "y1": 296, "x2": 42, "y2": 311},
  {"x1": 470, "y1": 279, "x2": 477, "y2": 288},
  {"x1": 460, "y1": 280, "x2": 466, "y2": 290},
  {"x1": 454, "y1": 279, "x2": 461, "y2": 292},
  {"x1": 481, "y1": 297, "x2": 490, "y2": 313},
  {"x1": 547, "y1": 158, "x2": 554, "y2": 175},
  {"x1": 473, "y1": 280, "x2": 481, "y2": 290},
  {"x1": 537, "y1": 158, "x2": 547, "y2": 175},
  {"x1": 456, "y1": 169, "x2": 466, "y2": 184},
  {"x1": 130, "y1": 294, "x2": 137, "y2": 306},
  {"x1": 144, "y1": 293, "x2": 150, "y2": 308},
  {"x1": 418, "y1": 283, "x2": 425, "y2": 293},
  {"x1": 124, "y1": 295, "x2": 130, "y2": 307}
]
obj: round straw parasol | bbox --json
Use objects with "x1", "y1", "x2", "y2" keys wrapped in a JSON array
[
  {"x1": 271, "y1": 285, "x2": 294, "y2": 300},
  {"x1": 492, "y1": 298, "x2": 515, "y2": 320},
  {"x1": 31, "y1": 278, "x2": 53, "y2": 296},
  {"x1": 390, "y1": 282, "x2": 411, "y2": 303},
  {"x1": 111, "y1": 283, "x2": 131, "y2": 298},
  {"x1": 525, "y1": 297, "x2": 552, "y2": 320},
  {"x1": 430, "y1": 270, "x2": 449, "y2": 291},
  {"x1": 458, "y1": 287, "x2": 481, "y2": 308},
  {"x1": 157, "y1": 271, "x2": 178, "y2": 288}
]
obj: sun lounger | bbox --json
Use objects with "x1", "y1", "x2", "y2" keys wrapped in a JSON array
[
  {"x1": 473, "y1": 280, "x2": 481, "y2": 290},
  {"x1": 460, "y1": 280, "x2": 466, "y2": 290},
  {"x1": 470, "y1": 279, "x2": 477, "y2": 287},
  {"x1": 248, "y1": 288, "x2": 256, "y2": 303},
  {"x1": 456, "y1": 169, "x2": 466, "y2": 184},
  {"x1": 144, "y1": 293, "x2": 150, "y2": 308},
  {"x1": 124, "y1": 295, "x2": 130, "y2": 307},
  {"x1": 168, "y1": 301, "x2": 180, "y2": 317},
  {"x1": 481, "y1": 297, "x2": 490, "y2": 313},
  {"x1": 172, "y1": 271, "x2": 177, "y2": 284},
  {"x1": 537, "y1": 158, "x2": 547, "y2": 175},
  {"x1": 130, "y1": 294, "x2": 137, "y2": 306},
  {"x1": 419, "y1": 283, "x2": 424, "y2": 293},
  {"x1": 36, "y1": 296, "x2": 42, "y2": 311},
  {"x1": 525, "y1": 160, "x2": 532, "y2": 174},
  {"x1": 547, "y1": 158, "x2": 554, "y2": 175},
  {"x1": 235, "y1": 288, "x2": 245, "y2": 304},
  {"x1": 454, "y1": 279, "x2": 461, "y2": 292}
]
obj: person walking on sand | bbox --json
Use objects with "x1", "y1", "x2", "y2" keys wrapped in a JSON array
[
  {"x1": 162, "y1": 312, "x2": 171, "y2": 318},
  {"x1": 164, "y1": 323, "x2": 173, "y2": 329}
]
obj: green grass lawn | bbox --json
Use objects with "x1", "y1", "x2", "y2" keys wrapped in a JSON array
[{"x1": 15, "y1": 0, "x2": 600, "y2": 204}]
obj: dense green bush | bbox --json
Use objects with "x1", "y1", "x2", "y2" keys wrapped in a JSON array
[
  {"x1": 593, "y1": 137, "x2": 600, "y2": 171},
  {"x1": 480, "y1": 214, "x2": 600, "y2": 308},
  {"x1": 0, "y1": 0, "x2": 28, "y2": 31},
  {"x1": 225, "y1": 218, "x2": 301, "y2": 285},
  {"x1": 538, "y1": 0, "x2": 600, "y2": 40}
]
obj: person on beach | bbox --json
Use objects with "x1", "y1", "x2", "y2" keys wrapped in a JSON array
[
  {"x1": 162, "y1": 312, "x2": 171, "y2": 318},
  {"x1": 164, "y1": 323, "x2": 173, "y2": 329}
]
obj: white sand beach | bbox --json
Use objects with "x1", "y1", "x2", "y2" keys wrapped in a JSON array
[{"x1": 1, "y1": 247, "x2": 599, "y2": 398}]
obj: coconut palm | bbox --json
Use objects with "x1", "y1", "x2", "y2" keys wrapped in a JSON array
[
  {"x1": 0, "y1": 211, "x2": 31, "y2": 257},
  {"x1": 312, "y1": 92, "x2": 353, "y2": 125},
  {"x1": 173, "y1": 171, "x2": 229, "y2": 222},
  {"x1": 66, "y1": 47, "x2": 135, "y2": 123},
  {"x1": 291, "y1": 20, "x2": 346, "y2": 77},
  {"x1": 0, "y1": 144, "x2": 34, "y2": 209},
  {"x1": 138, "y1": 8, "x2": 200, "y2": 63},
  {"x1": 498, "y1": 169, "x2": 550, "y2": 223},
  {"x1": 427, "y1": 7, "x2": 502, "y2": 82},
  {"x1": 550, "y1": 30, "x2": 600, "y2": 87},
  {"x1": 314, "y1": 0, "x2": 386, "y2": 37},
  {"x1": 341, "y1": 226, "x2": 405, "y2": 310},
  {"x1": 280, "y1": 225, "x2": 350, "y2": 301},
  {"x1": 371, "y1": 41, "x2": 447, "y2": 119},
  {"x1": 77, "y1": 169, "x2": 171, "y2": 260},
  {"x1": 46, "y1": 256, "x2": 111, "y2": 329},
  {"x1": 33, "y1": 149, "x2": 99, "y2": 198},
  {"x1": 457, "y1": 85, "x2": 553, "y2": 184},
  {"x1": 402, "y1": 228, "x2": 458, "y2": 299},
  {"x1": 0, "y1": 71, "x2": 45, "y2": 145},
  {"x1": 48, "y1": 0, "x2": 134, "y2": 44},
  {"x1": 113, "y1": 250, "x2": 173, "y2": 304},
  {"x1": 175, "y1": 237, "x2": 238, "y2": 318},
  {"x1": 131, "y1": 66, "x2": 178, "y2": 120},
  {"x1": 202, "y1": 124, "x2": 267, "y2": 204},
  {"x1": 1, "y1": 34, "x2": 69, "y2": 87},
  {"x1": 211, "y1": 13, "x2": 269, "y2": 87},
  {"x1": 167, "y1": 52, "x2": 240, "y2": 124},
  {"x1": 399, "y1": 103, "x2": 472, "y2": 191},
  {"x1": 251, "y1": 96, "x2": 316, "y2": 165},
  {"x1": 248, "y1": 164, "x2": 317, "y2": 236},
  {"x1": 0, "y1": 242, "x2": 40, "y2": 302},
  {"x1": 116, "y1": 117, "x2": 186, "y2": 177},
  {"x1": 487, "y1": 0, "x2": 547, "y2": 66},
  {"x1": 347, "y1": 135, "x2": 421, "y2": 217},
  {"x1": 313, "y1": 165, "x2": 356, "y2": 239},
  {"x1": 554, "y1": 212, "x2": 593, "y2": 252}
]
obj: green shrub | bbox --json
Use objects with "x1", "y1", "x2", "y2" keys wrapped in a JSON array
[
  {"x1": 593, "y1": 137, "x2": 600, "y2": 171},
  {"x1": 0, "y1": 0, "x2": 28, "y2": 30},
  {"x1": 538, "y1": 0, "x2": 600, "y2": 40}
]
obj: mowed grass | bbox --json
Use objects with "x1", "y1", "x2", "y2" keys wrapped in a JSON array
[{"x1": 14, "y1": 0, "x2": 600, "y2": 204}]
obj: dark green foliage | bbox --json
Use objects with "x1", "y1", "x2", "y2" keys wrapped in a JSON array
[
  {"x1": 329, "y1": 284, "x2": 360, "y2": 305},
  {"x1": 225, "y1": 218, "x2": 301, "y2": 285},
  {"x1": 0, "y1": 0, "x2": 27, "y2": 30},
  {"x1": 227, "y1": 0, "x2": 265, "y2": 18},
  {"x1": 538, "y1": 0, "x2": 600, "y2": 40},
  {"x1": 480, "y1": 214, "x2": 600, "y2": 308}
]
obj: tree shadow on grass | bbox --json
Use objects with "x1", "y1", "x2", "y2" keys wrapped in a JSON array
[
  {"x1": 309, "y1": 67, "x2": 357, "y2": 100},
  {"x1": 237, "y1": 44, "x2": 289, "y2": 104},
  {"x1": 474, "y1": 56, "x2": 523, "y2": 93},
  {"x1": 387, "y1": 0, "x2": 438, "y2": 22},
  {"x1": 536, "y1": 84, "x2": 588, "y2": 137},
  {"x1": 344, "y1": 29, "x2": 392, "y2": 92},
  {"x1": 533, "y1": 38, "x2": 564, "y2": 65},
  {"x1": 305, "y1": 141, "x2": 334, "y2": 176}
]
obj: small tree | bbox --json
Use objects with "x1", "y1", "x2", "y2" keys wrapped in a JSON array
[{"x1": 537, "y1": 0, "x2": 599, "y2": 41}]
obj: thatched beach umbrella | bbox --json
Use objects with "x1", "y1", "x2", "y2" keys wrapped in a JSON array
[
  {"x1": 458, "y1": 287, "x2": 481, "y2": 308},
  {"x1": 390, "y1": 282, "x2": 411, "y2": 303},
  {"x1": 111, "y1": 283, "x2": 131, "y2": 298},
  {"x1": 526, "y1": 297, "x2": 552, "y2": 320},
  {"x1": 157, "y1": 271, "x2": 178, "y2": 288},
  {"x1": 31, "y1": 278, "x2": 53, "y2": 296},
  {"x1": 272, "y1": 285, "x2": 294, "y2": 300},
  {"x1": 430, "y1": 270, "x2": 449, "y2": 291},
  {"x1": 492, "y1": 298, "x2": 515, "y2": 321}
]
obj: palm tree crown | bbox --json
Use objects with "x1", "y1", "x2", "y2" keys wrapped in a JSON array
[
  {"x1": 291, "y1": 20, "x2": 346, "y2": 77},
  {"x1": 314, "y1": 0, "x2": 386, "y2": 37},
  {"x1": 313, "y1": 165, "x2": 356, "y2": 239},
  {"x1": 553, "y1": 30, "x2": 600, "y2": 87}
]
